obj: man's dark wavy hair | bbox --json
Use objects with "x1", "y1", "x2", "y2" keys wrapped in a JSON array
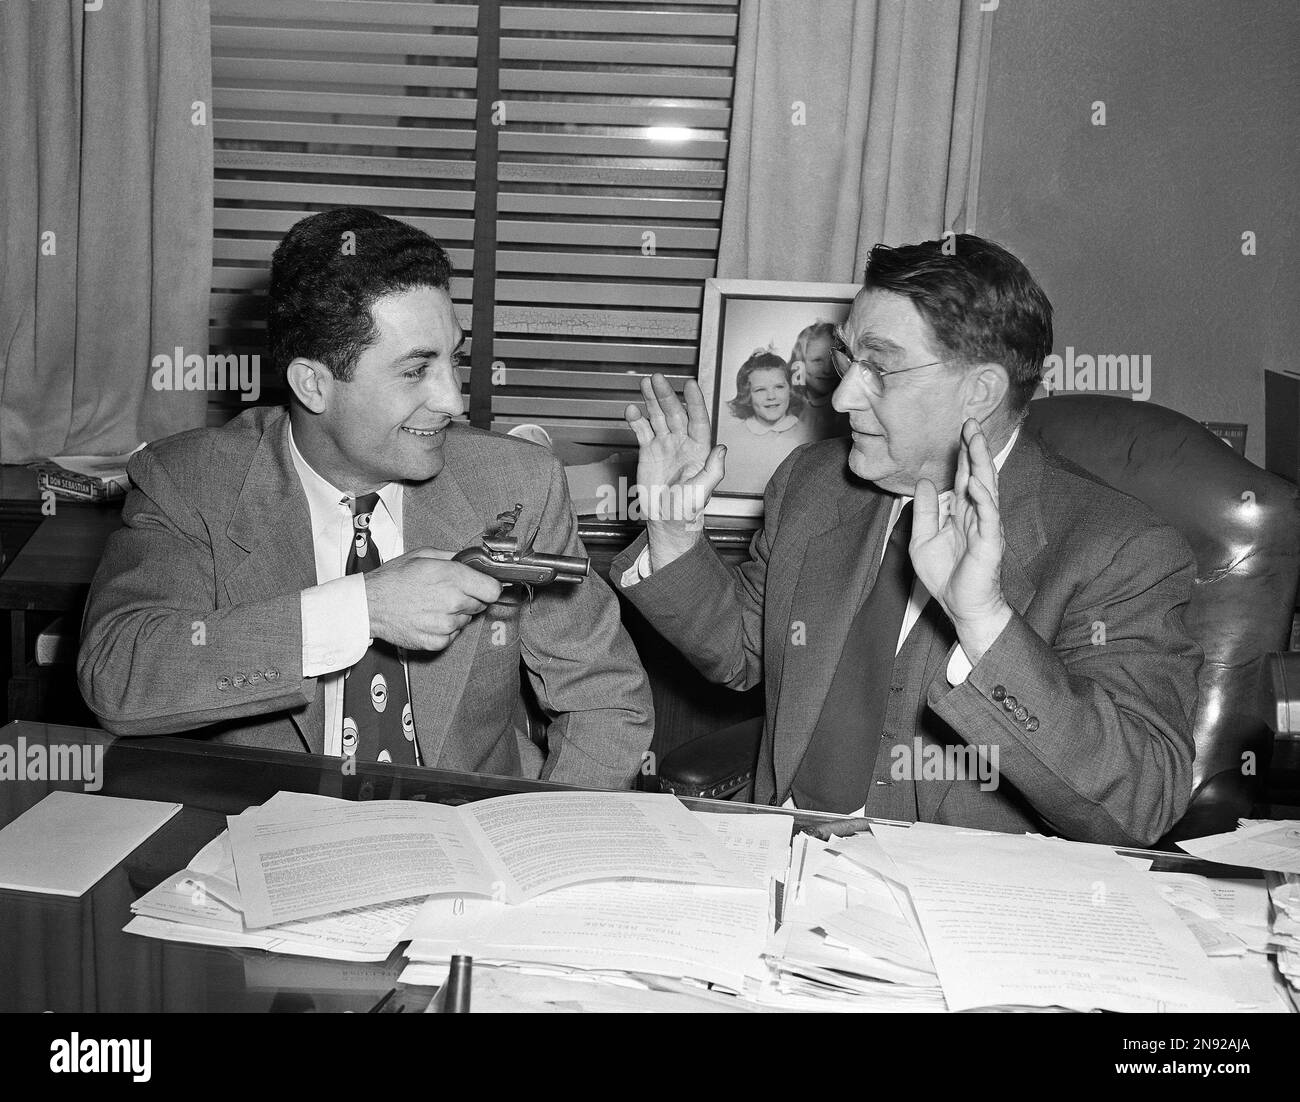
[
  {"x1": 268, "y1": 207, "x2": 453, "y2": 382},
  {"x1": 863, "y1": 234, "x2": 1052, "y2": 412}
]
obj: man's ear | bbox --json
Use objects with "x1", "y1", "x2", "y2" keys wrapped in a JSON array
[
  {"x1": 964, "y1": 362, "x2": 1010, "y2": 421},
  {"x1": 285, "y1": 358, "x2": 333, "y2": 414}
]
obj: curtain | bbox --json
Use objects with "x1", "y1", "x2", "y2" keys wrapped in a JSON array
[
  {"x1": 719, "y1": 0, "x2": 991, "y2": 281},
  {"x1": 0, "y1": 0, "x2": 213, "y2": 463}
]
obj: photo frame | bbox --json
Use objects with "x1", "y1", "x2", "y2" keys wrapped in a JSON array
[{"x1": 697, "y1": 278, "x2": 862, "y2": 517}]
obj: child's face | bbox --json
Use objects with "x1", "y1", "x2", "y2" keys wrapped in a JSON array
[
  {"x1": 799, "y1": 334, "x2": 836, "y2": 398},
  {"x1": 749, "y1": 367, "x2": 791, "y2": 424}
]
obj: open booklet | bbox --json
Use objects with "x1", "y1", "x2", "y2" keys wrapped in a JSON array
[{"x1": 228, "y1": 791, "x2": 759, "y2": 929}]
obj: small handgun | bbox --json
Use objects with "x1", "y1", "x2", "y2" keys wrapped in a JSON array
[{"x1": 453, "y1": 503, "x2": 589, "y2": 591}]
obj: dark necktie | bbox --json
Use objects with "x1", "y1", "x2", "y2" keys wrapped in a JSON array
[
  {"x1": 341, "y1": 492, "x2": 420, "y2": 765},
  {"x1": 792, "y1": 501, "x2": 915, "y2": 813}
]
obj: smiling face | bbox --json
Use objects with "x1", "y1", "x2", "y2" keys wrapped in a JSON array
[
  {"x1": 748, "y1": 366, "x2": 792, "y2": 424},
  {"x1": 290, "y1": 285, "x2": 466, "y2": 492},
  {"x1": 799, "y1": 332, "x2": 836, "y2": 399},
  {"x1": 831, "y1": 289, "x2": 970, "y2": 494}
]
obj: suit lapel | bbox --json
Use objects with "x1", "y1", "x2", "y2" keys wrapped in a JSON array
[
  {"x1": 222, "y1": 410, "x2": 323, "y2": 752},
  {"x1": 400, "y1": 456, "x2": 493, "y2": 768},
  {"x1": 770, "y1": 431, "x2": 1049, "y2": 810},
  {"x1": 995, "y1": 431, "x2": 1049, "y2": 617},
  {"x1": 917, "y1": 430, "x2": 1048, "y2": 819},
  {"x1": 773, "y1": 483, "x2": 894, "y2": 798}
]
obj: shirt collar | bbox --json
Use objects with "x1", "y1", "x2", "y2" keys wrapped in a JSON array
[
  {"x1": 287, "y1": 423, "x2": 402, "y2": 522},
  {"x1": 744, "y1": 412, "x2": 800, "y2": 436},
  {"x1": 991, "y1": 424, "x2": 1020, "y2": 471}
]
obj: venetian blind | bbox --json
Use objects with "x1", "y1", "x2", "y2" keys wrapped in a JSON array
[{"x1": 208, "y1": 0, "x2": 737, "y2": 446}]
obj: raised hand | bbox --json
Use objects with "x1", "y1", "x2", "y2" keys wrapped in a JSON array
[
  {"x1": 624, "y1": 374, "x2": 726, "y2": 570},
  {"x1": 910, "y1": 419, "x2": 1012, "y2": 664}
]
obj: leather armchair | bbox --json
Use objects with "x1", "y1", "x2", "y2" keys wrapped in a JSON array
[{"x1": 657, "y1": 395, "x2": 1300, "y2": 844}]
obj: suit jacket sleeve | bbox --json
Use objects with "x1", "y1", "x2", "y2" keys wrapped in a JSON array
[
  {"x1": 77, "y1": 447, "x2": 315, "y2": 735},
  {"x1": 608, "y1": 446, "x2": 803, "y2": 692},
  {"x1": 928, "y1": 522, "x2": 1201, "y2": 847},
  {"x1": 520, "y1": 456, "x2": 655, "y2": 788}
]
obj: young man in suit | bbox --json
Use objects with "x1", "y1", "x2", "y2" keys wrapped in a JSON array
[
  {"x1": 79, "y1": 208, "x2": 653, "y2": 788},
  {"x1": 612, "y1": 235, "x2": 1201, "y2": 846}
]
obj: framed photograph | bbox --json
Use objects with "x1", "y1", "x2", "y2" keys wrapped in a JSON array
[{"x1": 698, "y1": 278, "x2": 862, "y2": 516}]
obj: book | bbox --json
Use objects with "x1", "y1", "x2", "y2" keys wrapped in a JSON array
[
  {"x1": 227, "y1": 790, "x2": 758, "y2": 929},
  {"x1": 34, "y1": 447, "x2": 143, "y2": 502},
  {"x1": 36, "y1": 465, "x2": 127, "y2": 502}
]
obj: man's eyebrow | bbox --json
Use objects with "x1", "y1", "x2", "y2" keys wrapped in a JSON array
[
  {"x1": 835, "y1": 329, "x2": 904, "y2": 357},
  {"x1": 393, "y1": 347, "x2": 438, "y2": 364},
  {"x1": 390, "y1": 339, "x2": 463, "y2": 368}
]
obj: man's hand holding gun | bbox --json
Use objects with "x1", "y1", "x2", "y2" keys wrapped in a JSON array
[{"x1": 364, "y1": 503, "x2": 590, "y2": 652}]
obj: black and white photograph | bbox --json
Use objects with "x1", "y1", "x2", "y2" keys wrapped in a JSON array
[
  {"x1": 697, "y1": 279, "x2": 858, "y2": 509},
  {"x1": 0, "y1": 0, "x2": 1296, "y2": 1070}
]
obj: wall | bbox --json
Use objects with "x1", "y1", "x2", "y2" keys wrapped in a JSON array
[{"x1": 975, "y1": 0, "x2": 1298, "y2": 467}]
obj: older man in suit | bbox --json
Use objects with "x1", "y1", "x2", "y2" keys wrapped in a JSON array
[
  {"x1": 612, "y1": 235, "x2": 1200, "y2": 846},
  {"x1": 79, "y1": 208, "x2": 653, "y2": 787}
]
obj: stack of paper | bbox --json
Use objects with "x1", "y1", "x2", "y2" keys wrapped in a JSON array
[
  {"x1": 750, "y1": 831, "x2": 947, "y2": 1011},
  {"x1": 120, "y1": 789, "x2": 1293, "y2": 1014},
  {"x1": 126, "y1": 792, "x2": 420, "y2": 961},
  {"x1": 126, "y1": 790, "x2": 769, "y2": 976},
  {"x1": 867, "y1": 824, "x2": 1259, "y2": 1012},
  {"x1": 1265, "y1": 872, "x2": 1300, "y2": 1010},
  {"x1": 1178, "y1": 818, "x2": 1300, "y2": 873},
  {"x1": 754, "y1": 823, "x2": 1290, "y2": 1013},
  {"x1": 434, "y1": 966, "x2": 761, "y2": 1013},
  {"x1": 401, "y1": 812, "x2": 791, "y2": 994}
]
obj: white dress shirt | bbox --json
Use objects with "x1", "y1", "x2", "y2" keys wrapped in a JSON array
[
  {"x1": 289, "y1": 426, "x2": 405, "y2": 757},
  {"x1": 620, "y1": 426, "x2": 1020, "y2": 814}
]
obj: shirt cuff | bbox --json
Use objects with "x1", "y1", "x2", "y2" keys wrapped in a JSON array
[
  {"x1": 301, "y1": 574, "x2": 371, "y2": 677},
  {"x1": 946, "y1": 642, "x2": 975, "y2": 686},
  {"x1": 619, "y1": 546, "x2": 654, "y2": 588}
]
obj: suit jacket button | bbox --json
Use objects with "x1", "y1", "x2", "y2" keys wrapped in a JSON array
[
  {"x1": 991, "y1": 685, "x2": 1007, "y2": 702},
  {"x1": 1014, "y1": 705, "x2": 1028, "y2": 722},
  {"x1": 266, "y1": 667, "x2": 279, "y2": 681},
  {"x1": 1003, "y1": 695, "x2": 1018, "y2": 711},
  {"x1": 1026, "y1": 716, "x2": 1040, "y2": 732},
  {"x1": 233, "y1": 673, "x2": 247, "y2": 688},
  {"x1": 250, "y1": 670, "x2": 263, "y2": 684},
  {"x1": 217, "y1": 676, "x2": 231, "y2": 690}
]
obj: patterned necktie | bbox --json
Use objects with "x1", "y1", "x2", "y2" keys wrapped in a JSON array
[
  {"x1": 792, "y1": 501, "x2": 915, "y2": 813},
  {"x1": 341, "y1": 492, "x2": 420, "y2": 765}
]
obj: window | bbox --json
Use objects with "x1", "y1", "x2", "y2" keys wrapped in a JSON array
[{"x1": 209, "y1": 0, "x2": 738, "y2": 453}]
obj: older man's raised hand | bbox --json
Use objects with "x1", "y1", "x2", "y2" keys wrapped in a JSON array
[
  {"x1": 911, "y1": 418, "x2": 1013, "y2": 665},
  {"x1": 624, "y1": 374, "x2": 727, "y2": 572}
]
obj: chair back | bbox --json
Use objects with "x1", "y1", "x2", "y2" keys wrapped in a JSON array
[{"x1": 1025, "y1": 395, "x2": 1300, "y2": 837}]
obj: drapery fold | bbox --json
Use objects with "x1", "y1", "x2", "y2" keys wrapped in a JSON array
[
  {"x1": 0, "y1": 0, "x2": 213, "y2": 462},
  {"x1": 719, "y1": 0, "x2": 990, "y2": 282}
]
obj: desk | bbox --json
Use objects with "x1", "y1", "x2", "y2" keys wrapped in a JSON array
[{"x1": 0, "y1": 720, "x2": 1262, "y2": 1013}]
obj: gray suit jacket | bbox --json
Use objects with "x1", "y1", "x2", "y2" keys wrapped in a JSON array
[
  {"x1": 612, "y1": 432, "x2": 1201, "y2": 845},
  {"x1": 79, "y1": 406, "x2": 654, "y2": 788}
]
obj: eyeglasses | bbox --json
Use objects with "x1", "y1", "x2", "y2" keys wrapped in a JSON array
[{"x1": 830, "y1": 332, "x2": 951, "y2": 395}]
